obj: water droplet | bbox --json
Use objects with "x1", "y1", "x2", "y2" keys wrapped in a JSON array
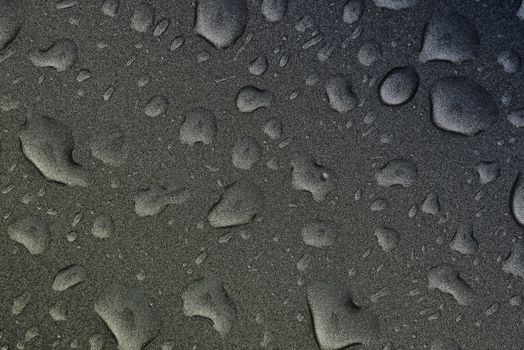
[
  {"x1": 261, "y1": 0, "x2": 288, "y2": 22},
  {"x1": 291, "y1": 154, "x2": 336, "y2": 202},
  {"x1": 428, "y1": 264, "x2": 476, "y2": 305},
  {"x1": 375, "y1": 159, "x2": 417, "y2": 188},
  {"x1": 52, "y1": 264, "x2": 86, "y2": 292},
  {"x1": 302, "y1": 221, "x2": 337, "y2": 248},
  {"x1": 8, "y1": 215, "x2": 49, "y2": 255},
  {"x1": 0, "y1": 0, "x2": 23, "y2": 51},
  {"x1": 373, "y1": 0, "x2": 417, "y2": 10},
  {"x1": 378, "y1": 66, "x2": 419, "y2": 106},
  {"x1": 91, "y1": 214, "x2": 115, "y2": 239},
  {"x1": 144, "y1": 95, "x2": 168, "y2": 118},
  {"x1": 134, "y1": 185, "x2": 189, "y2": 217},
  {"x1": 179, "y1": 107, "x2": 217, "y2": 145},
  {"x1": 236, "y1": 86, "x2": 273, "y2": 113},
  {"x1": 450, "y1": 224, "x2": 478, "y2": 255},
  {"x1": 374, "y1": 226, "x2": 400, "y2": 252},
  {"x1": 232, "y1": 136, "x2": 261, "y2": 170},
  {"x1": 29, "y1": 38, "x2": 78, "y2": 71},
  {"x1": 343, "y1": 0, "x2": 364, "y2": 25},
  {"x1": 325, "y1": 75, "x2": 358, "y2": 113},
  {"x1": 131, "y1": 2, "x2": 155, "y2": 33}
]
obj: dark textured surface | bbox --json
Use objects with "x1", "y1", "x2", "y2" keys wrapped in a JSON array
[{"x1": 1, "y1": 0, "x2": 524, "y2": 349}]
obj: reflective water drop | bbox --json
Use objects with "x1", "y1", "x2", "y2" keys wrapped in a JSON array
[
  {"x1": 343, "y1": 0, "x2": 364, "y2": 25},
  {"x1": 194, "y1": 0, "x2": 248, "y2": 49},
  {"x1": 450, "y1": 224, "x2": 478, "y2": 255},
  {"x1": 179, "y1": 107, "x2": 217, "y2": 145},
  {"x1": 325, "y1": 75, "x2": 358, "y2": 113},
  {"x1": 91, "y1": 214, "x2": 115, "y2": 239},
  {"x1": 232, "y1": 136, "x2": 261, "y2": 170},
  {"x1": 144, "y1": 95, "x2": 168, "y2": 118},
  {"x1": 8, "y1": 215, "x2": 49, "y2": 255},
  {"x1": 375, "y1": 159, "x2": 417, "y2": 188},
  {"x1": 182, "y1": 275, "x2": 237, "y2": 336},
  {"x1": 374, "y1": 226, "x2": 400, "y2": 252},
  {"x1": 419, "y1": 12, "x2": 479, "y2": 64},
  {"x1": 134, "y1": 185, "x2": 189, "y2": 217},
  {"x1": 503, "y1": 242, "x2": 524, "y2": 280},
  {"x1": 428, "y1": 264, "x2": 476, "y2": 305},
  {"x1": 302, "y1": 221, "x2": 337, "y2": 248},
  {"x1": 261, "y1": 0, "x2": 288, "y2": 22},
  {"x1": 378, "y1": 66, "x2": 419, "y2": 106},
  {"x1": 52, "y1": 264, "x2": 86, "y2": 292},
  {"x1": 94, "y1": 284, "x2": 160, "y2": 350},
  {"x1": 29, "y1": 38, "x2": 78, "y2": 71},
  {"x1": 307, "y1": 281, "x2": 380, "y2": 348},
  {"x1": 291, "y1": 154, "x2": 336, "y2": 202},
  {"x1": 208, "y1": 179, "x2": 264, "y2": 228},
  {"x1": 430, "y1": 77, "x2": 498, "y2": 136},
  {"x1": 19, "y1": 114, "x2": 88, "y2": 186},
  {"x1": 131, "y1": 2, "x2": 155, "y2": 33},
  {"x1": 236, "y1": 86, "x2": 273, "y2": 113}
]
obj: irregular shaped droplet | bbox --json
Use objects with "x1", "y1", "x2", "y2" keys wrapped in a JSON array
[
  {"x1": 55, "y1": 0, "x2": 78, "y2": 10},
  {"x1": 373, "y1": 0, "x2": 417, "y2": 10},
  {"x1": 375, "y1": 159, "x2": 417, "y2": 188},
  {"x1": 19, "y1": 114, "x2": 88, "y2": 186},
  {"x1": 102, "y1": 0, "x2": 119, "y2": 17},
  {"x1": 179, "y1": 108, "x2": 217, "y2": 145},
  {"x1": 378, "y1": 66, "x2": 419, "y2": 106},
  {"x1": 430, "y1": 338, "x2": 462, "y2": 350},
  {"x1": 374, "y1": 226, "x2": 400, "y2": 252},
  {"x1": 450, "y1": 224, "x2": 478, "y2": 255},
  {"x1": 52, "y1": 264, "x2": 86, "y2": 292},
  {"x1": 208, "y1": 179, "x2": 264, "y2": 228},
  {"x1": 0, "y1": 0, "x2": 23, "y2": 51},
  {"x1": 131, "y1": 2, "x2": 155, "y2": 32},
  {"x1": 419, "y1": 12, "x2": 479, "y2": 64},
  {"x1": 302, "y1": 221, "x2": 337, "y2": 248},
  {"x1": 343, "y1": 0, "x2": 364, "y2": 25},
  {"x1": 497, "y1": 49, "x2": 521, "y2": 73},
  {"x1": 7, "y1": 215, "x2": 49, "y2": 255},
  {"x1": 194, "y1": 0, "x2": 248, "y2": 49},
  {"x1": 428, "y1": 264, "x2": 476, "y2": 305},
  {"x1": 29, "y1": 38, "x2": 78, "y2": 71},
  {"x1": 236, "y1": 86, "x2": 273, "y2": 113},
  {"x1": 94, "y1": 284, "x2": 159, "y2": 350},
  {"x1": 232, "y1": 136, "x2": 261, "y2": 170},
  {"x1": 134, "y1": 185, "x2": 190, "y2": 217},
  {"x1": 421, "y1": 192, "x2": 440, "y2": 215},
  {"x1": 511, "y1": 173, "x2": 524, "y2": 226},
  {"x1": 476, "y1": 161, "x2": 499, "y2": 184},
  {"x1": 91, "y1": 214, "x2": 114, "y2": 239},
  {"x1": 430, "y1": 77, "x2": 498, "y2": 136},
  {"x1": 291, "y1": 155, "x2": 336, "y2": 202},
  {"x1": 503, "y1": 242, "x2": 524, "y2": 280},
  {"x1": 90, "y1": 130, "x2": 129, "y2": 167},
  {"x1": 248, "y1": 56, "x2": 268, "y2": 76},
  {"x1": 182, "y1": 275, "x2": 237, "y2": 336},
  {"x1": 307, "y1": 281, "x2": 380, "y2": 349},
  {"x1": 325, "y1": 76, "x2": 358, "y2": 113},
  {"x1": 261, "y1": 0, "x2": 287, "y2": 22},
  {"x1": 144, "y1": 95, "x2": 168, "y2": 117}
]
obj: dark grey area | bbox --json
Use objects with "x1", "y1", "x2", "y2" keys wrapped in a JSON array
[{"x1": 1, "y1": 0, "x2": 524, "y2": 349}]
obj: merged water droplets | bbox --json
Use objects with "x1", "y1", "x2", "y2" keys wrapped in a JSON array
[
  {"x1": 428, "y1": 264, "x2": 476, "y2": 306},
  {"x1": 419, "y1": 12, "x2": 479, "y2": 64},
  {"x1": 194, "y1": 0, "x2": 248, "y2": 49},
  {"x1": 307, "y1": 281, "x2": 380, "y2": 349},
  {"x1": 29, "y1": 38, "x2": 78, "y2": 71},
  {"x1": 378, "y1": 66, "x2": 419, "y2": 106},
  {"x1": 430, "y1": 77, "x2": 498, "y2": 136},
  {"x1": 134, "y1": 185, "x2": 190, "y2": 217},
  {"x1": 291, "y1": 155, "x2": 336, "y2": 202},
  {"x1": 179, "y1": 108, "x2": 217, "y2": 145},
  {"x1": 236, "y1": 86, "x2": 273, "y2": 113},
  {"x1": 94, "y1": 284, "x2": 160, "y2": 350},
  {"x1": 207, "y1": 179, "x2": 264, "y2": 228},
  {"x1": 19, "y1": 114, "x2": 89, "y2": 186},
  {"x1": 182, "y1": 275, "x2": 237, "y2": 336},
  {"x1": 7, "y1": 215, "x2": 49, "y2": 255}
]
